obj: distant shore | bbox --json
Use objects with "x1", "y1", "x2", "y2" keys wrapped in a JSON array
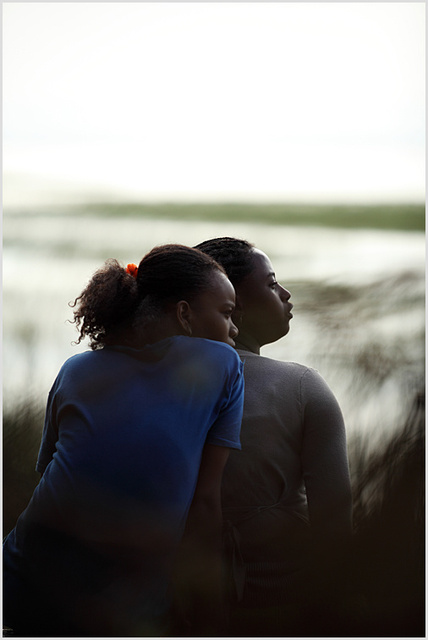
[{"x1": 4, "y1": 201, "x2": 425, "y2": 232}]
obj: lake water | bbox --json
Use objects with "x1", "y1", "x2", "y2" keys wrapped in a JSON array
[{"x1": 3, "y1": 211, "x2": 425, "y2": 448}]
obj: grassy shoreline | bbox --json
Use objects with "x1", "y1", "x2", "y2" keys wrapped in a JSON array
[{"x1": 5, "y1": 202, "x2": 425, "y2": 231}]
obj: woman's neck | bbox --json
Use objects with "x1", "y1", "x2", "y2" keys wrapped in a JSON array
[
  {"x1": 234, "y1": 334, "x2": 261, "y2": 355},
  {"x1": 131, "y1": 315, "x2": 185, "y2": 348}
]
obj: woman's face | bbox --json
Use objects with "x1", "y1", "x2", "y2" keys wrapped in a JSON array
[
  {"x1": 236, "y1": 249, "x2": 293, "y2": 347},
  {"x1": 188, "y1": 271, "x2": 239, "y2": 347}
]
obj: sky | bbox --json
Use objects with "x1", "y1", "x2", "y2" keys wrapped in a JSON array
[{"x1": 3, "y1": 2, "x2": 426, "y2": 206}]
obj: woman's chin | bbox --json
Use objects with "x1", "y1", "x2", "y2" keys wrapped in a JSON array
[{"x1": 277, "y1": 323, "x2": 291, "y2": 340}]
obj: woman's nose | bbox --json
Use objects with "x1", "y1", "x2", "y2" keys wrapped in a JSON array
[
  {"x1": 279, "y1": 285, "x2": 291, "y2": 301},
  {"x1": 230, "y1": 322, "x2": 239, "y2": 338}
]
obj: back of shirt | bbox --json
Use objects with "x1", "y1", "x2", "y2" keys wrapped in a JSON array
[
  {"x1": 221, "y1": 349, "x2": 351, "y2": 568},
  {"x1": 35, "y1": 337, "x2": 242, "y2": 545},
  {"x1": 4, "y1": 336, "x2": 244, "y2": 635}
]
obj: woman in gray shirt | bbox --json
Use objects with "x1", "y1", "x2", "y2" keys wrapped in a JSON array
[{"x1": 196, "y1": 237, "x2": 353, "y2": 636}]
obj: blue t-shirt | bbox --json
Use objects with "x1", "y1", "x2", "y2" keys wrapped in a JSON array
[{"x1": 3, "y1": 336, "x2": 244, "y2": 635}]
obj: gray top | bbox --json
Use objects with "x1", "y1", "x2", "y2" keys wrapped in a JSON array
[{"x1": 221, "y1": 348, "x2": 352, "y2": 569}]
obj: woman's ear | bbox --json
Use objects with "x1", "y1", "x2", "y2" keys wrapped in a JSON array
[{"x1": 176, "y1": 300, "x2": 193, "y2": 336}]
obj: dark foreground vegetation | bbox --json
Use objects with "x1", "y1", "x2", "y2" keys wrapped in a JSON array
[
  {"x1": 3, "y1": 391, "x2": 425, "y2": 636},
  {"x1": 346, "y1": 390, "x2": 425, "y2": 637}
]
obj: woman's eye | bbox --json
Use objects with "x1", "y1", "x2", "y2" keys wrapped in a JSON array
[{"x1": 270, "y1": 281, "x2": 278, "y2": 288}]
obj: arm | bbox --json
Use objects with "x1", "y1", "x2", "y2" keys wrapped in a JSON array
[
  {"x1": 172, "y1": 443, "x2": 230, "y2": 636},
  {"x1": 300, "y1": 369, "x2": 371, "y2": 629},
  {"x1": 300, "y1": 368, "x2": 353, "y2": 541},
  {"x1": 300, "y1": 368, "x2": 354, "y2": 607}
]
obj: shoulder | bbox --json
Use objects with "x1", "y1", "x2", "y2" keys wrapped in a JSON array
[
  {"x1": 52, "y1": 349, "x2": 127, "y2": 396},
  {"x1": 56, "y1": 349, "x2": 111, "y2": 378},
  {"x1": 237, "y1": 350, "x2": 337, "y2": 402},
  {"x1": 237, "y1": 349, "x2": 315, "y2": 380},
  {"x1": 174, "y1": 336, "x2": 242, "y2": 370},
  {"x1": 55, "y1": 350, "x2": 98, "y2": 377}
]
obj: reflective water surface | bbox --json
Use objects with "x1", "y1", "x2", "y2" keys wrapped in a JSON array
[{"x1": 3, "y1": 212, "x2": 424, "y2": 446}]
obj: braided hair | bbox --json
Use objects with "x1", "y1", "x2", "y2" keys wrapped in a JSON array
[
  {"x1": 71, "y1": 244, "x2": 225, "y2": 349},
  {"x1": 195, "y1": 237, "x2": 256, "y2": 288}
]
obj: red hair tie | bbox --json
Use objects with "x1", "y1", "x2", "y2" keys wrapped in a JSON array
[{"x1": 126, "y1": 263, "x2": 138, "y2": 279}]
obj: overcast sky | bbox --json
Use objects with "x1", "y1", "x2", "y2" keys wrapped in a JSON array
[{"x1": 3, "y1": 2, "x2": 425, "y2": 205}]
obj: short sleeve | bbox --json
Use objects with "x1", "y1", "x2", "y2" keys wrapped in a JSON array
[{"x1": 206, "y1": 359, "x2": 244, "y2": 451}]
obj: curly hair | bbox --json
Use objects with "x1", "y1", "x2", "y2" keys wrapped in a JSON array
[
  {"x1": 195, "y1": 237, "x2": 256, "y2": 288},
  {"x1": 71, "y1": 244, "x2": 225, "y2": 349}
]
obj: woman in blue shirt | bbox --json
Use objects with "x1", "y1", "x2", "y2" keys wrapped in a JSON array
[{"x1": 3, "y1": 244, "x2": 244, "y2": 637}]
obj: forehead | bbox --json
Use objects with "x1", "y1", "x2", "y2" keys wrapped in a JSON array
[
  {"x1": 205, "y1": 270, "x2": 236, "y2": 301},
  {"x1": 249, "y1": 249, "x2": 274, "y2": 279}
]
